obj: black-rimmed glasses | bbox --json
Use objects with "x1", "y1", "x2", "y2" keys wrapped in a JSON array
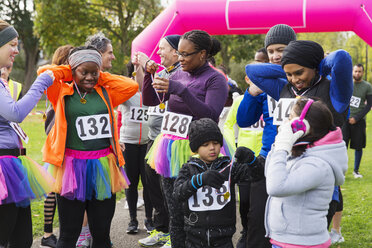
[{"x1": 176, "y1": 50, "x2": 200, "y2": 58}]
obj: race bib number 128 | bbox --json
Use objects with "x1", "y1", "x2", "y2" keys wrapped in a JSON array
[
  {"x1": 76, "y1": 114, "x2": 112, "y2": 141},
  {"x1": 161, "y1": 112, "x2": 192, "y2": 138}
]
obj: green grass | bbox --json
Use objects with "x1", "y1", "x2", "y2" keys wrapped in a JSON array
[{"x1": 20, "y1": 101, "x2": 372, "y2": 245}]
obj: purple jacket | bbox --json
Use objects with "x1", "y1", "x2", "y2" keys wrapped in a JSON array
[
  {"x1": 142, "y1": 62, "x2": 228, "y2": 123},
  {"x1": 0, "y1": 73, "x2": 52, "y2": 149}
]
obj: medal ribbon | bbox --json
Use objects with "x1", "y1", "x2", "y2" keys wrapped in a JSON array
[
  {"x1": 216, "y1": 158, "x2": 234, "y2": 199},
  {"x1": 150, "y1": 74, "x2": 165, "y2": 106},
  {"x1": 73, "y1": 81, "x2": 87, "y2": 103}
]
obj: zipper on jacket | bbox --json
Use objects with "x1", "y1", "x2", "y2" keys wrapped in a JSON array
[
  {"x1": 264, "y1": 195, "x2": 271, "y2": 238},
  {"x1": 101, "y1": 86, "x2": 120, "y2": 166},
  {"x1": 207, "y1": 228, "x2": 210, "y2": 247}
]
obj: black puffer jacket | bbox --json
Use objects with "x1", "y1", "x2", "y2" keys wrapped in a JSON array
[{"x1": 173, "y1": 156, "x2": 253, "y2": 247}]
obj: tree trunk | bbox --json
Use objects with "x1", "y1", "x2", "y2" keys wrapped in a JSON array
[
  {"x1": 220, "y1": 44, "x2": 231, "y2": 73},
  {"x1": 23, "y1": 45, "x2": 39, "y2": 94}
]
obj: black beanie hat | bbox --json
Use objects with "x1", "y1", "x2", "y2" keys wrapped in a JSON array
[
  {"x1": 164, "y1": 35, "x2": 181, "y2": 50},
  {"x1": 281, "y1": 40, "x2": 324, "y2": 69},
  {"x1": 188, "y1": 118, "x2": 223, "y2": 153},
  {"x1": 265, "y1": 24, "x2": 296, "y2": 49}
]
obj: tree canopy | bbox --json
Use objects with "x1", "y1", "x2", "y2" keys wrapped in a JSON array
[{"x1": 34, "y1": 0, "x2": 162, "y2": 75}]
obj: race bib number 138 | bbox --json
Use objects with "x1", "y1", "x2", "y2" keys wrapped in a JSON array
[
  {"x1": 76, "y1": 114, "x2": 112, "y2": 141},
  {"x1": 188, "y1": 181, "x2": 230, "y2": 211},
  {"x1": 161, "y1": 112, "x2": 192, "y2": 138}
]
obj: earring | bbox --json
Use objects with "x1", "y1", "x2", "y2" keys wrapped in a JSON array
[{"x1": 200, "y1": 56, "x2": 204, "y2": 61}]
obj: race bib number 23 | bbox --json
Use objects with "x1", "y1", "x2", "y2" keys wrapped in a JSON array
[{"x1": 350, "y1": 96, "x2": 361, "y2": 108}]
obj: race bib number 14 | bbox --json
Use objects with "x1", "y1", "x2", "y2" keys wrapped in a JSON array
[
  {"x1": 273, "y1": 98, "x2": 296, "y2": 125},
  {"x1": 76, "y1": 114, "x2": 112, "y2": 141},
  {"x1": 161, "y1": 111, "x2": 192, "y2": 138}
]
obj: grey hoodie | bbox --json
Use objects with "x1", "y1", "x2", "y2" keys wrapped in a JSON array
[{"x1": 264, "y1": 128, "x2": 347, "y2": 246}]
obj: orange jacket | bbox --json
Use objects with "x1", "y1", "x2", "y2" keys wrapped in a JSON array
[{"x1": 38, "y1": 65, "x2": 138, "y2": 167}]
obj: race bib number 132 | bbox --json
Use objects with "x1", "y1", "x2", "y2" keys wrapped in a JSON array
[
  {"x1": 161, "y1": 112, "x2": 192, "y2": 138},
  {"x1": 76, "y1": 114, "x2": 112, "y2": 141}
]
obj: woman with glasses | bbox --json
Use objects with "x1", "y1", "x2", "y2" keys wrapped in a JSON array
[{"x1": 142, "y1": 30, "x2": 234, "y2": 248}]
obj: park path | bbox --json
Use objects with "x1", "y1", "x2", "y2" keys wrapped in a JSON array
[{"x1": 32, "y1": 192, "x2": 243, "y2": 247}]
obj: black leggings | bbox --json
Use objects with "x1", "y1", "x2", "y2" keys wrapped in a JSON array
[
  {"x1": 238, "y1": 182, "x2": 251, "y2": 230},
  {"x1": 162, "y1": 177, "x2": 185, "y2": 248},
  {"x1": 123, "y1": 143, "x2": 153, "y2": 220},
  {"x1": 247, "y1": 178, "x2": 271, "y2": 248},
  {"x1": 145, "y1": 140, "x2": 169, "y2": 233},
  {"x1": 44, "y1": 192, "x2": 57, "y2": 233},
  {"x1": 0, "y1": 203, "x2": 32, "y2": 248},
  {"x1": 56, "y1": 194, "x2": 116, "y2": 248}
]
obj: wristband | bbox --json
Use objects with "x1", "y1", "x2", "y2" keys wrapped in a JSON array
[
  {"x1": 197, "y1": 173, "x2": 203, "y2": 187},
  {"x1": 191, "y1": 175, "x2": 198, "y2": 190},
  {"x1": 248, "y1": 156, "x2": 256, "y2": 165}
]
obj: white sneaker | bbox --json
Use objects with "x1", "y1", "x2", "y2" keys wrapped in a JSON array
[
  {"x1": 330, "y1": 228, "x2": 345, "y2": 244},
  {"x1": 160, "y1": 239, "x2": 171, "y2": 248},
  {"x1": 124, "y1": 198, "x2": 145, "y2": 209},
  {"x1": 138, "y1": 230, "x2": 169, "y2": 246},
  {"x1": 353, "y1": 171, "x2": 363, "y2": 178}
]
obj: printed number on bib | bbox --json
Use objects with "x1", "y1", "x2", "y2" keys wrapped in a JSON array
[
  {"x1": 267, "y1": 95, "x2": 278, "y2": 117},
  {"x1": 129, "y1": 107, "x2": 148, "y2": 123},
  {"x1": 161, "y1": 111, "x2": 192, "y2": 138},
  {"x1": 9, "y1": 122, "x2": 29, "y2": 144},
  {"x1": 188, "y1": 181, "x2": 230, "y2": 211},
  {"x1": 148, "y1": 102, "x2": 168, "y2": 116},
  {"x1": 350, "y1": 96, "x2": 361, "y2": 108},
  {"x1": 241, "y1": 118, "x2": 265, "y2": 131},
  {"x1": 273, "y1": 98, "x2": 296, "y2": 125},
  {"x1": 76, "y1": 114, "x2": 112, "y2": 141}
]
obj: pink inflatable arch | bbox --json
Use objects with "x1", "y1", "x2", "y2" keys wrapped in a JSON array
[{"x1": 132, "y1": 0, "x2": 372, "y2": 62}]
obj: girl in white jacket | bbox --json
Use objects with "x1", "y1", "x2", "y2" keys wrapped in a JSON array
[{"x1": 265, "y1": 97, "x2": 348, "y2": 248}]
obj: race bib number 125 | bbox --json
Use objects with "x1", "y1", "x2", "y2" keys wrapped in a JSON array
[
  {"x1": 129, "y1": 107, "x2": 148, "y2": 123},
  {"x1": 76, "y1": 114, "x2": 112, "y2": 141}
]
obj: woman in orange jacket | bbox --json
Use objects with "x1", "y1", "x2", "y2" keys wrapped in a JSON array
[{"x1": 38, "y1": 46, "x2": 138, "y2": 248}]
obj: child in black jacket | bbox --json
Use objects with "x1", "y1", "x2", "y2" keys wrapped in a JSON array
[{"x1": 173, "y1": 118, "x2": 258, "y2": 248}]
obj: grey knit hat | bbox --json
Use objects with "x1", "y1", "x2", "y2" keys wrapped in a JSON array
[{"x1": 265, "y1": 24, "x2": 296, "y2": 49}]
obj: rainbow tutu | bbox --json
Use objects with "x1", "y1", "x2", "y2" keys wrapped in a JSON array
[
  {"x1": 48, "y1": 148, "x2": 130, "y2": 201},
  {"x1": 0, "y1": 155, "x2": 54, "y2": 207},
  {"x1": 146, "y1": 134, "x2": 236, "y2": 178}
]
